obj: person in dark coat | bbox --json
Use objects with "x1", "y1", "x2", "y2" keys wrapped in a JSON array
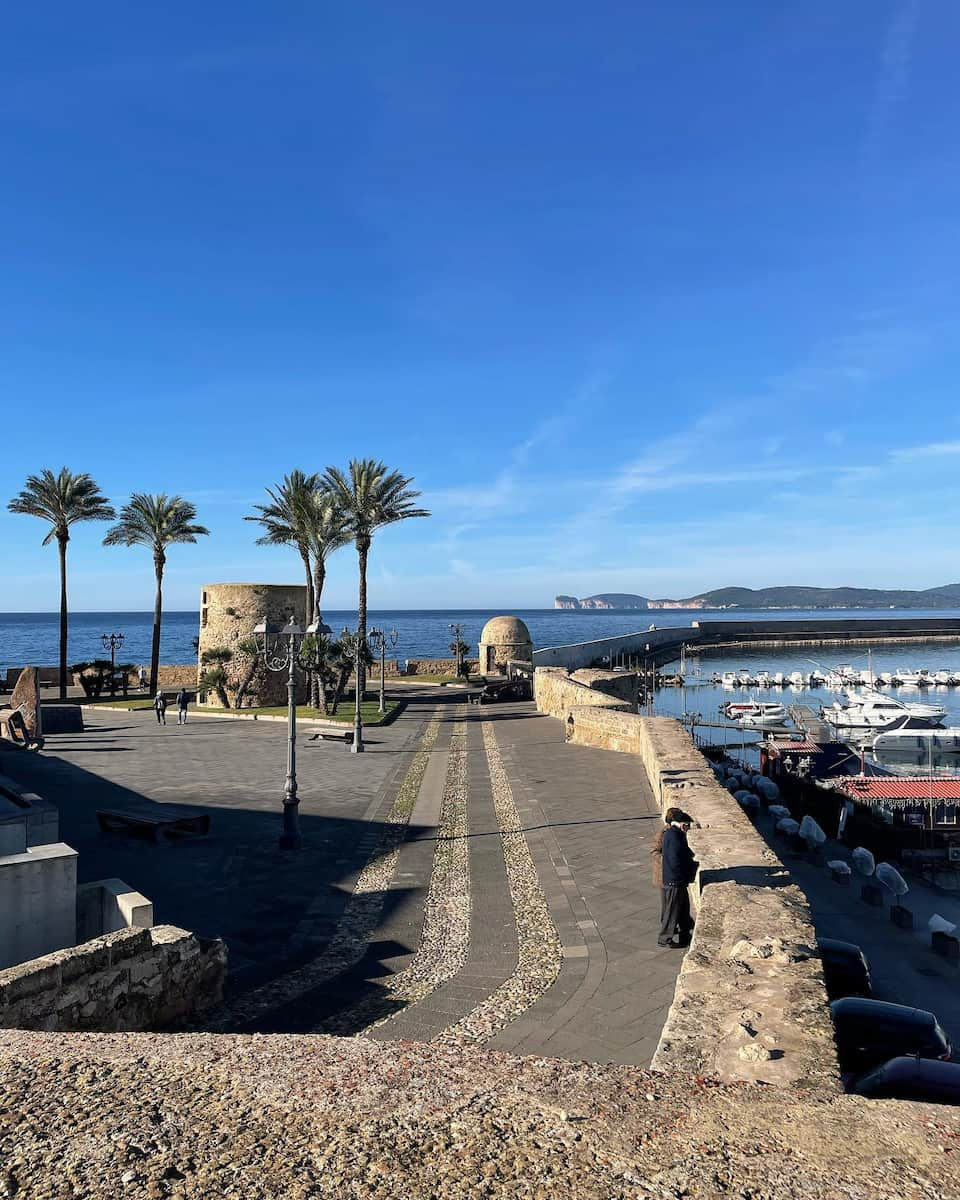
[
  {"x1": 658, "y1": 808, "x2": 697, "y2": 948},
  {"x1": 176, "y1": 688, "x2": 190, "y2": 725},
  {"x1": 154, "y1": 692, "x2": 167, "y2": 725}
]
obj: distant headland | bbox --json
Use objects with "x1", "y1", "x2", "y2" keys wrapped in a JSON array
[{"x1": 554, "y1": 584, "x2": 960, "y2": 610}]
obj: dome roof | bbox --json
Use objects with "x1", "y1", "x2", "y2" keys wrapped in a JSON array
[{"x1": 479, "y1": 615, "x2": 532, "y2": 646}]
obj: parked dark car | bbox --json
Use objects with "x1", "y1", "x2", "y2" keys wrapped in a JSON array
[
  {"x1": 817, "y1": 938, "x2": 872, "y2": 1001},
  {"x1": 478, "y1": 681, "x2": 526, "y2": 704},
  {"x1": 830, "y1": 997, "x2": 953, "y2": 1075},
  {"x1": 851, "y1": 1056, "x2": 960, "y2": 1105}
]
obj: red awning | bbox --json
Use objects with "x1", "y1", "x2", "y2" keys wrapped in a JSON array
[{"x1": 833, "y1": 777, "x2": 960, "y2": 801}]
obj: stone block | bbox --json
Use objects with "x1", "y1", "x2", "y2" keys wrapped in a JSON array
[
  {"x1": 860, "y1": 883, "x2": 884, "y2": 907},
  {"x1": 889, "y1": 904, "x2": 914, "y2": 931},
  {"x1": 830, "y1": 868, "x2": 850, "y2": 885},
  {"x1": 932, "y1": 931, "x2": 960, "y2": 961},
  {"x1": 0, "y1": 959, "x2": 61, "y2": 1005},
  {"x1": 48, "y1": 941, "x2": 112, "y2": 983},
  {"x1": 8, "y1": 667, "x2": 41, "y2": 737},
  {"x1": 104, "y1": 927, "x2": 153, "y2": 963}
]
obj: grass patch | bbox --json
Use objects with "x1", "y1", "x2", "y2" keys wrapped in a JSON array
[{"x1": 81, "y1": 697, "x2": 402, "y2": 723}]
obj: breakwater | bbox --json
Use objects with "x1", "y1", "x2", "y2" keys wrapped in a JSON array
[{"x1": 533, "y1": 616, "x2": 960, "y2": 670}]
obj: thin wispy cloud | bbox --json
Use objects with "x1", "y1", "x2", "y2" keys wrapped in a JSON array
[
  {"x1": 862, "y1": 0, "x2": 919, "y2": 163},
  {"x1": 891, "y1": 440, "x2": 960, "y2": 461}
]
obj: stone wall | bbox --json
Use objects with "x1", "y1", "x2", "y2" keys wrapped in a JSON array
[
  {"x1": 534, "y1": 667, "x2": 631, "y2": 720},
  {"x1": 0, "y1": 925, "x2": 227, "y2": 1032},
  {"x1": 561, "y1": 703, "x2": 840, "y2": 1090},
  {"x1": 402, "y1": 658, "x2": 479, "y2": 676}
]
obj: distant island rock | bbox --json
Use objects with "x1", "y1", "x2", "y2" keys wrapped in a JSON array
[{"x1": 554, "y1": 584, "x2": 960, "y2": 610}]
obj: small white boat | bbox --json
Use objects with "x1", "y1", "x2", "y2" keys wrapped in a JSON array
[
  {"x1": 878, "y1": 672, "x2": 895, "y2": 686},
  {"x1": 720, "y1": 671, "x2": 737, "y2": 688},
  {"x1": 895, "y1": 669, "x2": 922, "y2": 687},
  {"x1": 871, "y1": 728, "x2": 960, "y2": 754},
  {"x1": 723, "y1": 700, "x2": 786, "y2": 726},
  {"x1": 756, "y1": 671, "x2": 771, "y2": 688},
  {"x1": 934, "y1": 671, "x2": 954, "y2": 686},
  {"x1": 789, "y1": 671, "x2": 805, "y2": 688},
  {"x1": 737, "y1": 671, "x2": 756, "y2": 686},
  {"x1": 772, "y1": 672, "x2": 785, "y2": 686}
]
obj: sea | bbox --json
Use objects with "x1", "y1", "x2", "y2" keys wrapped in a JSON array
[{"x1": 6, "y1": 606, "x2": 960, "y2": 746}]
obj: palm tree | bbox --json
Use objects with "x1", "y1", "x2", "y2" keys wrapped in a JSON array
[
  {"x1": 244, "y1": 471, "x2": 320, "y2": 620},
  {"x1": 301, "y1": 490, "x2": 352, "y2": 706},
  {"x1": 8, "y1": 468, "x2": 115, "y2": 699},
  {"x1": 103, "y1": 494, "x2": 209, "y2": 694},
  {"x1": 321, "y1": 459, "x2": 429, "y2": 694}
]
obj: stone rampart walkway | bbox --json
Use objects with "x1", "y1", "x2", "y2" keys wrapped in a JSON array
[{"x1": 3, "y1": 692, "x2": 678, "y2": 1063}]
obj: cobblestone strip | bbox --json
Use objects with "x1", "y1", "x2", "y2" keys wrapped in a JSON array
[
  {"x1": 210, "y1": 719, "x2": 441, "y2": 1030},
  {"x1": 434, "y1": 719, "x2": 562, "y2": 1047},
  {"x1": 317, "y1": 719, "x2": 471, "y2": 1034}
]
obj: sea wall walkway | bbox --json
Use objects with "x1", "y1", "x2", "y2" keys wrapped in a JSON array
[{"x1": 533, "y1": 615, "x2": 960, "y2": 670}]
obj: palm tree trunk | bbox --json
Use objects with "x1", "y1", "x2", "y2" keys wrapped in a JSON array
[
  {"x1": 310, "y1": 560, "x2": 326, "y2": 707},
  {"x1": 301, "y1": 549, "x2": 314, "y2": 624},
  {"x1": 57, "y1": 535, "x2": 68, "y2": 701},
  {"x1": 357, "y1": 541, "x2": 368, "y2": 698},
  {"x1": 150, "y1": 555, "x2": 164, "y2": 695}
]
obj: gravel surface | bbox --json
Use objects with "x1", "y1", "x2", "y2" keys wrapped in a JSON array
[
  {"x1": 436, "y1": 720, "x2": 563, "y2": 1048},
  {"x1": 2, "y1": 1028, "x2": 958, "y2": 1199}
]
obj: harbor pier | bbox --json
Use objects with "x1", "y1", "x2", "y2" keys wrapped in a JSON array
[{"x1": 532, "y1": 616, "x2": 960, "y2": 671}]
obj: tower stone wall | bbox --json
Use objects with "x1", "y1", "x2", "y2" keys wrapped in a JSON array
[{"x1": 197, "y1": 583, "x2": 308, "y2": 708}]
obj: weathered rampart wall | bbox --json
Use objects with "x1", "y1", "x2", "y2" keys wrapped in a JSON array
[
  {"x1": 533, "y1": 666, "x2": 630, "y2": 719},
  {"x1": 554, "y1": 694, "x2": 840, "y2": 1089},
  {"x1": 0, "y1": 925, "x2": 227, "y2": 1033},
  {"x1": 402, "y1": 658, "x2": 479, "y2": 676}
]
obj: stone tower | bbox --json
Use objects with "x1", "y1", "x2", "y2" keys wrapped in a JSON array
[
  {"x1": 197, "y1": 583, "x2": 308, "y2": 708},
  {"x1": 477, "y1": 616, "x2": 534, "y2": 675}
]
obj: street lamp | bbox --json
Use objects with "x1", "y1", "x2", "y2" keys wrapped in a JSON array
[
  {"x1": 252, "y1": 616, "x2": 326, "y2": 850},
  {"x1": 101, "y1": 631, "x2": 125, "y2": 695},
  {"x1": 368, "y1": 627, "x2": 399, "y2": 715},
  {"x1": 449, "y1": 622, "x2": 467, "y2": 678},
  {"x1": 341, "y1": 627, "x2": 371, "y2": 754}
]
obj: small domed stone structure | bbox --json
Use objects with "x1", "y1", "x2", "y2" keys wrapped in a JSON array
[{"x1": 477, "y1": 615, "x2": 534, "y2": 675}]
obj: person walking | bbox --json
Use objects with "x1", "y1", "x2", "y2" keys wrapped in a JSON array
[
  {"x1": 137, "y1": 665, "x2": 147, "y2": 691},
  {"x1": 657, "y1": 808, "x2": 697, "y2": 949},
  {"x1": 176, "y1": 688, "x2": 190, "y2": 725},
  {"x1": 154, "y1": 692, "x2": 167, "y2": 725}
]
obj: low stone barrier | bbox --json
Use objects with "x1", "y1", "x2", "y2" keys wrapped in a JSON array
[
  {"x1": 533, "y1": 666, "x2": 630, "y2": 720},
  {"x1": 561, "y1": 702, "x2": 839, "y2": 1090},
  {"x1": 0, "y1": 924, "x2": 227, "y2": 1032}
]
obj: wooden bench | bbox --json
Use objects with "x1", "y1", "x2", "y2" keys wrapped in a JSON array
[{"x1": 96, "y1": 806, "x2": 210, "y2": 842}]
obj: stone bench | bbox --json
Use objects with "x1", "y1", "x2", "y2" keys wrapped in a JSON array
[{"x1": 96, "y1": 807, "x2": 210, "y2": 842}]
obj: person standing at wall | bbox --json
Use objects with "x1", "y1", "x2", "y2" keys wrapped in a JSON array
[
  {"x1": 657, "y1": 808, "x2": 697, "y2": 949},
  {"x1": 154, "y1": 692, "x2": 167, "y2": 725},
  {"x1": 176, "y1": 688, "x2": 190, "y2": 725}
]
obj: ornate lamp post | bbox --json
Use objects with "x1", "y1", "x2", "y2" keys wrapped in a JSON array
[
  {"x1": 101, "y1": 631, "x2": 125, "y2": 695},
  {"x1": 368, "y1": 627, "x2": 399, "y2": 715},
  {"x1": 341, "y1": 628, "x2": 371, "y2": 754},
  {"x1": 252, "y1": 616, "x2": 326, "y2": 850},
  {"x1": 449, "y1": 622, "x2": 467, "y2": 678}
]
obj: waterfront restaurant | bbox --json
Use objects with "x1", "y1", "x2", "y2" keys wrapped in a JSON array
[{"x1": 831, "y1": 775, "x2": 960, "y2": 837}]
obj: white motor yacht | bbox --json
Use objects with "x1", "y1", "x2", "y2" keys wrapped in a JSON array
[
  {"x1": 720, "y1": 671, "x2": 737, "y2": 688},
  {"x1": 788, "y1": 671, "x2": 805, "y2": 688},
  {"x1": 895, "y1": 669, "x2": 922, "y2": 687},
  {"x1": 870, "y1": 728, "x2": 960, "y2": 754},
  {"x1": 822, "y1": 689, "x2": 947, "y2": 734},
  {"x1": 772, "y1": 672, "x2": 785, "y2": 686}
]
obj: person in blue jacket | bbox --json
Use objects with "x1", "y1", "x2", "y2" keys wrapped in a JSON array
[{"x1": 657, "y1": 808, "x2": 697, "y2": 949}]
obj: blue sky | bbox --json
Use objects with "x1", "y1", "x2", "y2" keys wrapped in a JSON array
[{"x1": 3, "y1": 1, "x2": 960, "y2": 611}]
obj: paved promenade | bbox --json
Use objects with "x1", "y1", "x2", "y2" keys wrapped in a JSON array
[{"x1": 3, "y1": 691, "x2": 678, "y2": 1063}]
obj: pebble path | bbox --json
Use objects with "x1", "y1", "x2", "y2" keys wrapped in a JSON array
[
  {"x1": 316, "y1": 720, "x2": 471, "y2": 1034},
  {"x1": 434, "y1": 719, "x2": 562, "y2": 1046}
]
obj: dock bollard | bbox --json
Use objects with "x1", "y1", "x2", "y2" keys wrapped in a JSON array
[
  {"x1": 889, "y1": 904, "x2": 914, "y2": 931},
  {"x1": 931, "y1": 932, "x2": 960, "y2": 961}
]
